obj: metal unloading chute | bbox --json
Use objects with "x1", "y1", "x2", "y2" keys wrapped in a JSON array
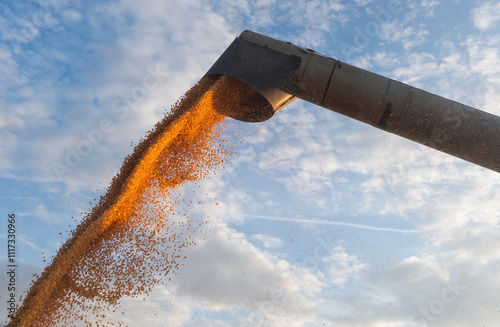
[{"x1": 205, "y1": 30, "x2": 500, "y2": 173}]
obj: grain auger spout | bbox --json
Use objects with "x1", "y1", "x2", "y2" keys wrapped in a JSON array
[{"x1": 205, "y1": 30, "x2": 500, "y2": 173}]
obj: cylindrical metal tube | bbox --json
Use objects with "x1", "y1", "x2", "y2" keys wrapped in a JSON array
[
  {"x1": 206, "y1": 30, "x2": 500, "y2": 173},
  {"x1": 301, "y1": 60, "x2": 500, "y2": 173}
]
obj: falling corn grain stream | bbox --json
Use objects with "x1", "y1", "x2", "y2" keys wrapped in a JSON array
[{"x1": 8, "y1": 75, "x2": 255, "y2": 326}]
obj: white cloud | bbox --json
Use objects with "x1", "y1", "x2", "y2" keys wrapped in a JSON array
[
  {"x1": 171, "y1": 224, "x2": 324, "y2": 312},
  {"x1": 354, "y1": 0, "x2": 373, "y2": 6},
  {"x1": 466, "y1": 38, "x2": 500, "y2": 77},
  {"x1": 0, "y1": 44, "x2": 27, "y2": 92},
  {"x1": 53, "y1": 287, "x2": 193, "y2": 327},
  {"x1": 258, "y1": 143, "x2": 304, "y2": 173},
  {"x1": 325, "y1": 246, "x2": 366, "y2": 286},
  {"x1": 373, "y1": 254, "x2": 446, "y2": 288},
  {"x1": 380, "y1": 21, "x2": 429, "y2": 51},
  {"x1": 209, "y1": 0, "x2": 347, "y2": 47},
  {"x1": 407, "y1": 0, "x2": 440, "y2": 18},
  {"x1": 350, "y1": 54, "x2": 373, "y2": 69},
  {"x1": 251, "y1": 234, "x2": 285, "y2": 248},
  {"x1": 2, "y1": 18, "x2": 39, "y2": 43},
  {"x1": 472, "y1": 1, "x2": 500, "y2": 30},
  {"x1": 459, "y1": 34, "x2": 500, "y2": 115},
  {"x1": 61, "y1": 9, "x2": 83, "y2": 22}
]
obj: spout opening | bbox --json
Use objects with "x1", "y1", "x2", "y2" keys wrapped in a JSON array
[{"x1": 209, "y1": 75, "x2": 275, "y2": 123}]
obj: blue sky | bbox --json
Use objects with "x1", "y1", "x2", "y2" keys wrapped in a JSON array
[{"x1": 1, "y1": 0, "x2": 500, "y2": 326}]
